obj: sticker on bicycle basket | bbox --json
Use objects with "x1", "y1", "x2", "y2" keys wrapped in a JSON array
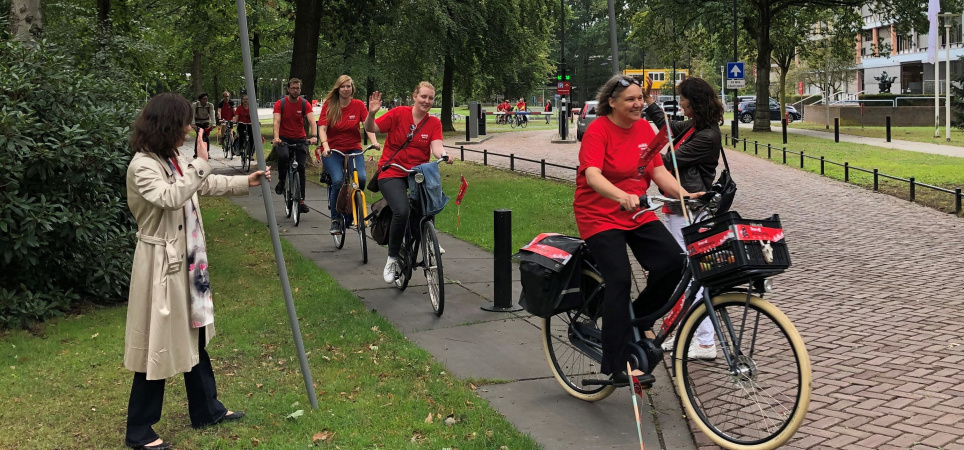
[
  {"x1": 521, "y1": 233, "x2": 573, "y2": 264},
  {"x1": 734, "y1": 225, "x2": 784, "y2": 243},
  {"x1": 686, "y1": 230, "x2": 734, "y2": 255}
]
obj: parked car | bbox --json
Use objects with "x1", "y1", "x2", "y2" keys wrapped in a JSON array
[
  {"x1": 576, "y1": 101, "x2": 599, "y2": 141},
  {"x1": 661, "y1": 100, "x2": 678, "y2": 115},
  {"x1": 738, "y1": 100, "x2": 802, "y2": 123}
]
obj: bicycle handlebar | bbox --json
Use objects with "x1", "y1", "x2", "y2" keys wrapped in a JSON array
[{"x1": 385, "y1": 155, "x2": 449, "y2": 173}]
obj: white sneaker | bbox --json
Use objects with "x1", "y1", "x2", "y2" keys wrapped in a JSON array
[
  {"x1": 383, "y1": 257, "x2": 399, "y2": 283},
  {"x1": 687, "y1": 343, "x2": 718, "y2": 360},
  {"x1": 661, "y1": 339, "x2": 675, "y2": 351},
  {"x1": 438, "y1": 244, "x2": 445, "y2": 255}
]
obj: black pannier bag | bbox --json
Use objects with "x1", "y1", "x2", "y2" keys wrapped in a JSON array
[
  {"x1": 368, "y1": 199, "x2": 392, "y2": 245},
  {"x1": 515, "y1": 234, "x2": 586, "y2": 318}
]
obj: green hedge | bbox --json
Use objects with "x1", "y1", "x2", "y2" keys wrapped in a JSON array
[{"x1": 0, "y1": 40, "x2": 140, "y2": 328}]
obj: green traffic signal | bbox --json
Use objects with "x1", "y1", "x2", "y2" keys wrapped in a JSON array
[
  {"x1": 565, "y1": 75, "x2": 571, "y2": 80},
  {"x1": 556, "y1": 75, "x2": 562, "y2": 81}
]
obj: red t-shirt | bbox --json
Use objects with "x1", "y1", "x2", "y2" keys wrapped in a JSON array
[
  {"x1": 235, "y1": 105, "x2": 251, "y2": 124},
  {"x1": 374, "y1": 106, "x2": 443, "y2": 180},
  {"x1": 273, "y1": 97, "x2": 309, "y2": 139},
  {"x1": 318, "y1": 99, "x2": 368, "y2": 151},
  {"x1": 516, "y1": 102, "x2": 526, "y2": 111},
  {"x1": 574, "y1": 115, "x2": 664, "y2": 239},
  {"x1": 219, "y1": 100, "x2": 235, "y2": 121}
]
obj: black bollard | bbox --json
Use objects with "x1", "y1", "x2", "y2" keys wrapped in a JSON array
[
  {"x1": 782, "y1": 118, "x2": 788, "y2": 144},
  {"x1": 482, "y1": 210, "x2": 522, "y2": 312},
  {"x1": 479, "y1": 105, "x2": 487, "y2": 135},
  {"x1": 732, "y1": 120, "x2": 738, "y2": 140},
  {"x1": 886, "y1": 116, "x2": 891, "y2": 142},
  {"x1": 834, "y1": 118, "x2": 839, "y2": 143}
]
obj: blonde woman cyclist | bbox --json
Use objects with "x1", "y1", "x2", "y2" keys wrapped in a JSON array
[{"x1": 316, "y1": 75, "x2": 380, "y2": 235}]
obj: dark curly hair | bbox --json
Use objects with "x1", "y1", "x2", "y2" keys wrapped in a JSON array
[
  {"x1": 129, "y1": 92, "x2": 192, "y2": 159},
  {"x1": 678, "y1": 77, "x2": 724, "y2": 129}
]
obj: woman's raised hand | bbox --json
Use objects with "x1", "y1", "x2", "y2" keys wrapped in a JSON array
[{"x1": 368, "y1": 91, "x2": 382, "y2": 114}]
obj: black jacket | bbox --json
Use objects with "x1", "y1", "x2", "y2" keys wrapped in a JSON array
[{"x1": 644, "y1": 103, "x2": 721, "y2": 193}]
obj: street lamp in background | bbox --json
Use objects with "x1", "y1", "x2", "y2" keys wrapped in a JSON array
[{"x1": 939, "y1": 13, "x2": 955, "y2": 141}]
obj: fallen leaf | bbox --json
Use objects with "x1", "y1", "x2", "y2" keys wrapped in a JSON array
[
  {"x1": 312, "y1": 430, "x2": 334, "y2": 443},
  {"x1": 444, "y1": 415, "x2": 457, "y2": 426},
  {"x1": 468, "y1": 383, "x2": 477, "y2": 390},
  {"x1": 424, "y1": 412, "x2": 433, "y2": 424},
  {"x1": 252, "y1": 438, "x2": 260, "y2": 447},
  {"x1": 285, "y1": 410, "x2": 304, "y2": 420},
  {"x1": 256, "y1": 383, "x2": 264, "y2": 389},
  {"x1": 90, "y1": 333, "x2": 99, "y2": 339}
]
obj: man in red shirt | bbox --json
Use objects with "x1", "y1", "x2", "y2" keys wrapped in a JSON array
[
  {"x1": 216, "y1": 92, "x2": 235, "y2": 147},
  {"x1": 515, "y1": 98, "x2": 528, "y2": 125},
  {"x1": 272, "y1": 78, "x2": 318, "y2": 213}
]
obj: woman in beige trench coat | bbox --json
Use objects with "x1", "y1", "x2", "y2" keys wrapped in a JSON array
[{"x1": 124, "y1": 93, "x2": 270, "y2": 450}]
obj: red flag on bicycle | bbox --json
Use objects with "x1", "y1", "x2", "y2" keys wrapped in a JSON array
[{"x1": 455, "y1": 175, "x2": 468, "y2": 205}]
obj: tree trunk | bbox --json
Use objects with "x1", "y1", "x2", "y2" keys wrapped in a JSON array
[
  {"x1": 778, "y1": 65, "x2": 788, "y2": 120},
  {"x1": 192, "y1": 50, "x2": 202, "y2": 98},
  {"x1": 9, "y1": 0, "x2": 42, "y2": 44},
  {"x1": 441, "y1": 53, "x2": 455, "y2": 132},
  {"x1": 753, "y1": 8, "x2": 773, "y2": 132},
  {"x1": 290, "y1": 0, "x2": 324, "y2": 102}
]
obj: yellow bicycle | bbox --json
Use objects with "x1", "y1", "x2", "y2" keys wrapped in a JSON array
[{"x1": 327, "y1": 145, "x2": 377, "y2": 263}]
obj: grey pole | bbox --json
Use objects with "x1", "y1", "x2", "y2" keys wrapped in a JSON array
[
  {"x1": 606, "y1": 0, "x2": 620, "y2": 75},
  {"x1": 235, "y1": 0, "x2": 318, "y2": 410}
]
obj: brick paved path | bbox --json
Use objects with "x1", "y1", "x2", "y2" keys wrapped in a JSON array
[{"x1": 445, "y1": 130, "x2": 964, "y2": 450}]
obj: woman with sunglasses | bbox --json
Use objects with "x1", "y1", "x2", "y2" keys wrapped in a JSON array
[
  {"x1": 365, "y1": 82, "x2": 453, "y2": 283},
  {"x1": 574, "y1": 75, "x2": 701, "y2": 385},
  {"x1": 643, "y1": 77, "x2": 723, "y2": 360}
]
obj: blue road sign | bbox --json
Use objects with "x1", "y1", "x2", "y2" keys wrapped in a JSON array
[{"x1": 726, "y1": 62, "x2": 746, "y2": 89}]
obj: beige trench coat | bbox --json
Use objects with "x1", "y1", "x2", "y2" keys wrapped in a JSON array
[{"x1": 124, "y1": 151, "x2": 249, "y2": 380}]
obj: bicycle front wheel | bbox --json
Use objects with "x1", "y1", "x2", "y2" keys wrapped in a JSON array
[
  {"x1": 421, "y1": 221, "x2": 444, "y2": 317},
  {"x1": 284, "y1": 176, "x2": 294, "y2": 219},
  {"x1": 355, "y1": 190, "x2": 368, "y2": 264},
  {"x1": 542, "y1": 269, "x2": 614, "y2": 402},
  {"x1": 674, "y1": 293, "x2": 811, "y2": 449},
  {"x1": 241, "y1": 140, "x2": 251, "y2": 172},
  {"x1": 291, "y1": 176, "x2": 301, "y2": 226}
]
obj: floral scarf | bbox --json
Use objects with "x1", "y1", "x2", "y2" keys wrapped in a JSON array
[{"x1": 169, "y1": 158, "x2": 214, "y2": 328}]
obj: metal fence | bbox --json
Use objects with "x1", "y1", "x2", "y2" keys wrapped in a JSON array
[
  {"x1": 724, "y1": 134, "x2": 963, "y2": 216},
  {"x1": 444, "y1": 144, "x2": 577, "y2": 181}
]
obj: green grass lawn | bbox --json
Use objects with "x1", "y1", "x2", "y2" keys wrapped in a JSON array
[
  {"x1": 0, "y1": 197, "x2": 539, "y2": 449},
  {"x1": 727, "y1": 130, "x2": 964, "y2": 216},
  {"x1": 787, "y1": 122, "x2": 964, "y2": 146}
]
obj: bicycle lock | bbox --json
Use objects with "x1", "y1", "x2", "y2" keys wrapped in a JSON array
[{"x1": 482, "y1": 209, "x2": 522, "y2": 312}]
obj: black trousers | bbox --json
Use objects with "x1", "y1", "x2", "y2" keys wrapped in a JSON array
[
  {"x1": 276, "y1": 137, "x2": 308, "y2": 199},
  {"x1": 583, "y1": 221, "x2": 686, "y2": 375},
  {"x1": 379, "y1": 176, "x2": 411, "y2": 258},
  {"x1": 125, "y1": 327, "x2": 227, "y2": 447}
]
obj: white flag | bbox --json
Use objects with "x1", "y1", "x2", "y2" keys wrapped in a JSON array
[{"x1": 927, "y1": 0, "x2": 940, "y2": 64}]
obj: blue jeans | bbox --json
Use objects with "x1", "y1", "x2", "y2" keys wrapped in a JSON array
[{"x1": 322, "y1": 150, "x2": 367, "y2": 221}]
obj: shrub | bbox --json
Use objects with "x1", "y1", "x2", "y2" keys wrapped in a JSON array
[{"x1": 0, "y1": 40, "x2": 140, "y2": 328}]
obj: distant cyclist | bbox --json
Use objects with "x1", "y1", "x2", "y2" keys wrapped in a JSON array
[
  {"x1": 316, "y1": 75, "x2": 380, "y2": 235},
  {"x1": 191, "y1": 93, "x2": 216, "y2": 158},
  {"x1": 272, "y1": 78, "x2": 317, "y2": 214},
  {"x1": 232, "y1": 94, "x2": 253, "y2": 150},
  {"x1": 364, "y1": 82, "x2": 453, "y2": 284},
  {"x1": 515, "y1": 98, "x2": 528, "y2": 125},
  {"x1": 216, "y1": 91, "x2": 235, "y2": 148}
]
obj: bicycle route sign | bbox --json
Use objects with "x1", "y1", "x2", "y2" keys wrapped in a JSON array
[
  {"x1": 557, "y1": 81, "x2": 571, "y2": 95},
  {"x1": 726, "y1": 62, "x2": 745, "y2": 89}
]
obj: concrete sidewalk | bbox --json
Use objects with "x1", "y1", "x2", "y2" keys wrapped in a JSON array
[
  {"x1": 205, "y1": 152, "x2": 698, "y2": 450},
  {"x1": 737, "y1": 122, "x2": 964, "y2": 158}
]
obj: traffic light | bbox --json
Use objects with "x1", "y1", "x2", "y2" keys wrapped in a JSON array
[{"x1": 556, "y1": 63, "x2": 569, "y2": 82}]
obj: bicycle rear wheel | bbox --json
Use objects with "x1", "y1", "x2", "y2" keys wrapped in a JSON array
[
  {"x1": 542, "y1": 269, "x2": 614, "y2": 402},
  {"x1": 355, "y1": 190, "x2": 368, "y2": 264},
  {"x1": 241, "y1": 139, "x2": 251, "y2": 172},
  {"x1": 284, "y1": 175, "x2": 293, "y2": 218},
  {"x1": 222, "y1": 131, "x2": 230, "y2": 158},
  {"x1": 292, "y1": 176, "x2": 301, "y2": 226},
  {"x1": 674, "y1": 293, "x2": 811, "y2": 449},
  {"x1": 421, "y1": 221, "x2": 444, "y2": 317}
]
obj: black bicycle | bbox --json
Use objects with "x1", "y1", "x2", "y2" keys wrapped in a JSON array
[
  {"x1": 536, "y1": 194, "x2": 811, "y2": 449},
  {"x1": 510, "y1": 111, "x2": 528, "y2": 128},
  {"x1": 220, "y1": 120, "x2": 236, "y2": 160},
  {"x1": 384, "y1": 157, "x2": 449, "y2": 317},
  {"x1": 278, "y1": 140, "x2": 309, "y2": 226},
  {"x1": 236, "y1": 122, "x2": 253, "y2": 172}
]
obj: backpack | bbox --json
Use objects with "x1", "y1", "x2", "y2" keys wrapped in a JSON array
[
  {"x1": 710, "y1": 149, "x2": 737, "y2": 214},
  {"x1": 515, "y1": 234, "x2": 585, "y2": 318},
  {"x1": 368, "y1": 198, "x2": 392, "y2": 245}
]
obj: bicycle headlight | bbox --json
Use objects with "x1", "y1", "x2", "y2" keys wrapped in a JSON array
[
  {"x1": 414, "y1": 173, "x2": 425, "y2": 183},
  {"x1": 763, "y1": 278, "x2": 774, "y2": 292}
]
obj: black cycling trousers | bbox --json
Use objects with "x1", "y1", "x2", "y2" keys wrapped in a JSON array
[
  {"x1": 276, "y1": 137, "x2": 307, "y2": 199},
  {"x1": 378, "y1": 176, "x2": 411, "y2": 258},
  {"x1": 583, "y1": 221, "x2": 686, "y2": 375}
]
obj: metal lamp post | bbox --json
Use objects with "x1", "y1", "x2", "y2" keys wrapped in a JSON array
[{"x1": 939, "y1": 13, "x2": 955, "y2": 141}]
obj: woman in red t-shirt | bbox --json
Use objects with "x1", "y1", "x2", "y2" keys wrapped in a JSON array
[
  {"x1": 316, "y1": 75, "x2": 381, "y2": 235},
  {"x1": 364, "y1": 82, "x2": 453, "y2": 283},
  {"x1": 232, "y1": 94, "x2": 253, "y2": 151},
  {"x1": 574, "y1": 75, "x2": 701, "y2": 384}
]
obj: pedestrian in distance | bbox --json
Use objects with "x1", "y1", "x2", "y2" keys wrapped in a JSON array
[
  {"x1": 124, "y1": 92, "x2": 270, "y2": 450},
  {"x1": 272, "y1": 77, "x2": 318, "y2": 214},
  {"x1": 574, "y1": 74, "x2": 702, "y2": 385},
  {"x1": 191, "y1": 93, "x2": 216, "y2": 158},
  {"x1": 544, "y1": 98, "x2": 552, "y2": 124},
  {"x1": 364, "y1": 82, "x2": 454, "y2": 284},
  {"x1": 643, "y1": 76, "x2": 724, "y2": 360},
  {"x1": 316, "y1": 75, "x2": 380, "y2": 235}
]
